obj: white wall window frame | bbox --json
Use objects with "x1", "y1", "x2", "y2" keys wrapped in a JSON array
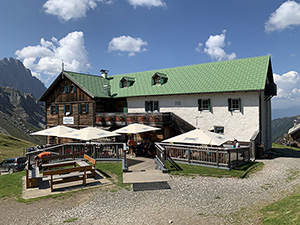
[
  {"x1": 198, "y1": 99, "x2": 211, "y2": 112},
  {"x1": 228, "y1": 98, "x2": 241, "y2": 112},
  {"x1": 145, "y1": 100, "x2": 159, "y2": 112}
]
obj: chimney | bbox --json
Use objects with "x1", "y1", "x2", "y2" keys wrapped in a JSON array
[
  {"x1": 294, "y1": 120, "x2": 297, "y2": 128},
  {"x1": 100, "y1": 69, "x2": 108, "y2": 79}
]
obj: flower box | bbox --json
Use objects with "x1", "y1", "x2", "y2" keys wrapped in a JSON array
[
  {"x1": 149, "y1": 115, "x2": 159, "y2": 123},
  {"x1": 138, "y1": 115, "x2": 147, "y2": 123},
  {"x1": 126, "y1": 116, "x2": 136, "y2": 123}
]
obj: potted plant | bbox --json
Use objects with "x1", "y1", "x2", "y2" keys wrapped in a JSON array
[{"x1": 138, "y1": 115, "x2": 147, "y2": 123}]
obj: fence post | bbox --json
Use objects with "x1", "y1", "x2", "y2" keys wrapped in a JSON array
[
  {"x1": 188, "y1": 148, "x2": 191, "y2": 163},
  {"x1": 216, "y1": 149, "x2": 219, "y2": 168},
  {"x1": 93, "y1": 145, "x2": 96, "y2": 158}
]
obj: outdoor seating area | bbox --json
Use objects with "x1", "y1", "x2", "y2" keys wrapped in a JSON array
[{"x1": 26, "y1": 153, "x2": 97, "y2": 192}]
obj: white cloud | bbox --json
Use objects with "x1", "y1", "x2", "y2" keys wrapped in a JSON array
[
  {"x1": 197, "y1": 30, "x2": 236, "y2": 61},
  {"x1": 265, "y1": 1, "x2": 300, "y2": 32},
  {"x1": 195, "y1": 43, "x2": 202, "y2": 53},
  {"x1": 108, "y1": 35, "x2": 148, "y2": 56},
  {"x1": 272, "y1": 71, "x2": 300, "y2": 109},
  {"x1": 43, "y1": 0, "x2": 112, "y2": 22},
  {"x1": 15, "y1": 31, "x2": 90, "y2": 83},
  {"x1": 127, "y1": 0, "x2": 166, "y2": 8}
]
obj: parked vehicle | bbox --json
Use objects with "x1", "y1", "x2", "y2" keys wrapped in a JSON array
[{"x1": 0, "y1": 157, "x2": 27, "y2": 174}]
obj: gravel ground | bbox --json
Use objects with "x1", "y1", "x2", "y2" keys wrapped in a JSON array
[{"x1": 1, "y1": 148, "x2": 300, "y2": 225}]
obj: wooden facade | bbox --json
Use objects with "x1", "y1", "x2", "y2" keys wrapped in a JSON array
[{"x1": 44, "y1": 76, "x2": 96, "y2": 129}]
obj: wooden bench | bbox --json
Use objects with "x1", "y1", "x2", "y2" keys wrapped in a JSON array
[
  {"x1": 26, "y1": 167, "x2": 40, "y2": 188},
  {"x1": 43, "y1": 165, "x2": 92, "y2": 192},
  {"x1": 41, "y1": 153, "x2": 80, "y2": 164}
]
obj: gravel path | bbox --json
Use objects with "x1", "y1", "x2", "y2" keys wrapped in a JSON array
[{"x1": 2, "y1": 148, "x2": 300, "y2": 225}]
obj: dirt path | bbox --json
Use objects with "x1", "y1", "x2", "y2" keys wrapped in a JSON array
[{"x1": 1, "y1": 148, "x2": 300, "y2": 225}]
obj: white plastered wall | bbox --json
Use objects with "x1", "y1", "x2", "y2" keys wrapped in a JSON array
[{"x1": 127, "y1": 92, "x2": 261, "y2": 142}]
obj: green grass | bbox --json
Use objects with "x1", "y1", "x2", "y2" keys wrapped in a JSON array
[
  {"x1": 63, "y1": 217, "x2": 78, "y2": 223},
  {"x1": 95, "y1": 162, "x2": 130, "y2": 190},
  {"x1": 0, "y1": 133, "x2": 36, "y2": 162},
  {"x1": 272, "y1": 143, "x2": 300, "y2": 151},
  {"x1": 165, "y1": 160, "x2": 264, "y2": 178},
  {"x1": 261, "y1": 192, "x2": 300, "y2": 224},
  {"x1": 0, "y1": 171, "x2": 25, "y2": 199}
]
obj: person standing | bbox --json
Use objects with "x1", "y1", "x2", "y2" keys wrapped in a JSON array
[{"x1": 233, "y1": 139, "x2": 240, "y2": 148}]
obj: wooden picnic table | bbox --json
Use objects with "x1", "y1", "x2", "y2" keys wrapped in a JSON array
[{"x1": 41, "y1": 155, "x2": 96, "y2": 192}]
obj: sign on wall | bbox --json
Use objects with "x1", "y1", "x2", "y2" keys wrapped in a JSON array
[{"x1": 63, "y1": 117, "x2": 74, "y2": 125}]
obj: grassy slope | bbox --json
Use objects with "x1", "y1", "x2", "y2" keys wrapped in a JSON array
[{"x1": 0, "y1": 133, "x2": 36, "y2": 162}]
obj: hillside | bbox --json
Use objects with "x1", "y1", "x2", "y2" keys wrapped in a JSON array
[
  {"x1": 271, "y1": 115, "x2": 300, "y2": 142},
  {"x1": 0, "y1": 133, "x2": 35, "y2": 162},
  {"x1": 0, "y1": 86, "x2": 45, "y2": 145},
  {"x1": 0, "y1": 57, "x2": 46, "y2": 100}
]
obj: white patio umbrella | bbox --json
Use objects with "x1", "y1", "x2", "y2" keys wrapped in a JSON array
[
  {"x1": 59, "y1": 126, "x2": 120, "y2": 141},
  {"x1": 162, "y1": 129, "x2": 229, "y2": 146},
  {"x1": 113, "y1": 123, "x2": 161, "y2": 134},
  {"x1": 30, "y1": 125, "x2": 77, "y2": 137}
]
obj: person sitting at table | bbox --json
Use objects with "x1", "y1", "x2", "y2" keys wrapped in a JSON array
[{"x1": 34, "y1": 151, "x2": 52, "y2": 169}]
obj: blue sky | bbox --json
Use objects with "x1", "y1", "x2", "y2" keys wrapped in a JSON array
[{"x1": 1, "y1": 0, "x2": 300, "y2": 118}]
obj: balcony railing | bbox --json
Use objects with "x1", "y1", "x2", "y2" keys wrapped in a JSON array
[
  {"x1": 155, "y1": 142, "x2": 250, "y2": 170},
  {"x1": 96, "y1": 112, "x2": 167, "y2": 127}
]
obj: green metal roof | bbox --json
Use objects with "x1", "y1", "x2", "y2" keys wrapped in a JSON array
[
  {"x1": 46, "y1": 56, "x2": 271, "y2": 99},
  {"x1": 110, "y1": 55, "x2": 271, "y2": 98},
  {"x1": 64, "y1": 71, "x2": 110, "y2": 98}
]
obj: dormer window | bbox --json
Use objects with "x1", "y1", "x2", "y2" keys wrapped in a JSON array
[
  {"x1": 120, "y1": 77, "x2": 135, "y2": 88},
  {"x1": 152, "y1": 72, "x2": 168, "y2": 85}
]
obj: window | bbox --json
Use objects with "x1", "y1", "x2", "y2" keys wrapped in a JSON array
[
  {"x1": 175, "y1": 101, "x2": 181, "y2": 106},
  {"x1": 64, "y1": 104, "x2": 72, "y2": 115},
  {"x1": 214, "y1": 126, "x2": 224, "y2": 134},
  {"x1": 71, "y1": 84, "x2": 76, "y2": 93},
  {"x1": 120, "y1": 77, "x2": 135, "y2": 88},
  {"x1": 145, "y1": 101, "x2": 159, "y2": 112},
  {"x1": 151, "y1": 72, "x2": 168, "y2": 86},
  {"x1": 79, "y1": 103, "x2": 89, "y2": 114},
  {"x1": 64, "y1": 85, "x2": 70, "y2": 93},
  {"x1": 228, "y1": 98, "x2": 241, "y2": 111},
  {"x1": 198, "y1": 99, "x2": 211, "y2": 111}
]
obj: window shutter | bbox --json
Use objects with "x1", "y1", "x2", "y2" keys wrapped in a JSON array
[
  {"x1": 73, "y1": 85, "x2": 76, "y2": 93},
  {"x1": 123, "y1": 101, "x2": 128, "y2": 113},
  {"x1": 151, "y1": 78, "x2": 155, "y2": 85},
  {"x1": 208, "y1": 99, "x2": 211, "y2": 112},
  {"x1": 68, "y1": 85, "x2": 70, "y2": 93},
  {"x1": 119, "y1": 81, "x2": 123, "y2": 88},
  {"x1": 198, "y1": 99, "x2": 202, "y2": 111},
  {"x1": 238, "y1": 98, "x2": 241, "y2": 111},
  {"x1": 228, "y1": 98, "x2": 232, "y2": 111},
  {"x1": 50, "y1": 105, "x2": 53, "y2": 114},
  {"x1": 64, "y1": 86, "x2": 67, "y2": 93},
  {"x1": 55, "y1": 105, "x2": 58, "y2": 114},
  {"x1": 64, "y1": 105, "x2": 66, "y2": 114},
  {"x1": 154, "y1": 101, "x2": 159, "y2": 112},
  {"x1": 145, "y1": 101, "x2": 149, "y2": 112},
  {"x1": 78, "y1": 103, "x2": 81, "y2": 114},
  {"x1": 128, "y1": 81, "x2": 131, "y2": 87},
  {"x1": 85, "y1": 103, "x2": 89, "y2": 114},
  {"x1": 70, "y1": 104, "x2": 73, "y2": 114}
]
